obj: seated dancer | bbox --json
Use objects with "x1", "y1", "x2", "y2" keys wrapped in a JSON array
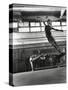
[
  {"x1": 29, "y1": 50, "x2": 44, "y2": 71},
  {"x1": 29, "y1": 54, "x2": 40, "y2": 71}
]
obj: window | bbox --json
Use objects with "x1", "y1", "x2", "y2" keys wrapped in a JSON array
[
  {"x1": 10, "y1": 21, "x2": 66, "y2": 33},
  {"x1": 9, "y1": 21, "x2": 46, "y2": 32},
  {"x1": 13, "y1": 22, "x2": 18, "y2": 28},
  {"x1": 62, "y1": 22, "x2": 66, "y2": 26},
  {"x1": 19, "y1": 22, "x2": 29, "y2": 32},
  {"x1": 52, "y1": 21, "x2": 66, "y2": 31},
  {"x1": 9, "y1": 22, "x2": 18, "y2": 32},
  {"x1": 41, "y1": 22, "x2": 44, "y2": 26},
  {"x1": 31, "y1": 27, "x2": 41, "y2": 32},
  {"x1": 52, "y1": 22, "x2": 60, "y2": 26},
  {"x1": 9, "y1": 22, "x2": 18, "y2": 28},
  {"x1": 30, "y1": 22, "x2": 45, "y2": 32},
  {"x1": 19, "y1": 22, "x2": 29, "y2": 27},
  {"x1": 62, "y1": 26, "x2": 66, "y2": 30},
  {"x1": 30, "y1": 22, "x2": 40, "y2": 32},
  {"x1": 19, "y1": 28, "x2": 29, "y2": 32},
  {"x1": 30, "y1": 22, "x2": 40, "y2": 26},
  {"x1": 41, "y1": 27, "x2": 45, "y2": 31}
]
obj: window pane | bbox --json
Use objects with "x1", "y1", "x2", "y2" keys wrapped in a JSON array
[
  {"x1": 35, "y1": 22, "x2": 40, "y2": 26},
  {"x1": 9, "y1": 22, "x2": 18, "y2": 28},
  {"x1": 41, "y1": 27, "x2": 45, "y2": 31},
  {"x1": 31, "y1": 27, "x2": 41, "y2": 32},
  {"x1": 30, "y1": 22, "x2": 40, "y2": 26},
  {"x1": 30, "y1": 22, "x2": 35, "y2": 26},
  {"x1": 41, "y1": 22, "x2": 44, "y2": 26},
  {"x1": 52, "y1": 22, "x2": 60, "y2": 26},
  {"x1": 19, "y1": 22, "x2": 29, "y2": 27},
  {"x1": 13, "y1": 22, "x2": 18, "y2": 28},
  {"x1": 62, "y1": 22, "x2": 66, "y2": 25},
  {"x1": 62, "y1": 26, "x2": 66, "y2": 30},
  {"x1": 19, "y1": 22, "x2": 23, "y2": 27},
  {"x1": 19, "y1": 28, "x2": 29, "y2": 32}
]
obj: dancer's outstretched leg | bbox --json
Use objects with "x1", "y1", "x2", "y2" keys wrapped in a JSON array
[{"x1": 48, "y1": 36, "x2": 62, "y2": 54}]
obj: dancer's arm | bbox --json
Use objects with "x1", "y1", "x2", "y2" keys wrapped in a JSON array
[
  {"x1": 43, "y1": 22, "x2": 46, "y2": 26},
  {"x1": 51, "y1": 27, "x2": 63, "y2": 32},
  {"x1": 31, "y1": 54, "x2": 43, "y2": 61}
]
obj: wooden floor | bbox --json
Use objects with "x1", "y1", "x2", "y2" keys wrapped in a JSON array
[{"x1": 12, "y1": 67, "x2": 66, "y2": 86}]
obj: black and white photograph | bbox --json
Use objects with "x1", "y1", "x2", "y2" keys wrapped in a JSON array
[{"x1": 9, "y1": 3, "x2": 66, "y2": 86}]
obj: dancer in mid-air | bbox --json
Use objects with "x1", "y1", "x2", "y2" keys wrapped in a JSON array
[{"x1": 43, "y1": 19, "x2": 64, "y2": 54}]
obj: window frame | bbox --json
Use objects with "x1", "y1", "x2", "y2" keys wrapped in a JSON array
[{"x1": 9, "y1": 21, "x2": 66, "y2": 33}]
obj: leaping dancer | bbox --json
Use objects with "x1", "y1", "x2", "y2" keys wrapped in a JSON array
[{"x1": 43, "y1": 19, "x2": 64, "y2": 54}]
